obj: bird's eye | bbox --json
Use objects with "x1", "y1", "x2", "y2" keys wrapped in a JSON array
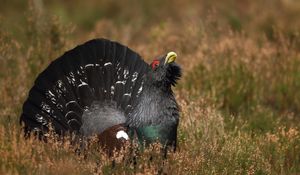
[{"x1": 151, "y1": 60, "x2": 160, "y2": 70}]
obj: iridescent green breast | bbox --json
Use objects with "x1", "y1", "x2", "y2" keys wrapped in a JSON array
[{"x1": 129, "y1": 123, "x2": 178, "y2": 149}]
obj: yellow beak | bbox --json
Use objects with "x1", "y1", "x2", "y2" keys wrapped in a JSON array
[{"x1": 165, "y1": 51, "x2": 177, "y2": 64}]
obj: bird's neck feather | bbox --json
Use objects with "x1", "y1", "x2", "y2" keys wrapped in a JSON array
[{"x1": 127, "y1": 85, "x2": 179, "y2": 128}]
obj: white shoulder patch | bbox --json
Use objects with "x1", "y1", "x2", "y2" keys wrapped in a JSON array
[{"x1": 116, "y1": 130, "x2": 129, "y2": 140}]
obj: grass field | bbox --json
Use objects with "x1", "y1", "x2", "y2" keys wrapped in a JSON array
[{"x1": 1, "y1": 0, "x2": 300, "y2": 174}]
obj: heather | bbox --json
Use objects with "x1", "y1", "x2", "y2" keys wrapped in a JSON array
[{"x1": 1, "y1": 0, "x2": 300, "y2": 174}]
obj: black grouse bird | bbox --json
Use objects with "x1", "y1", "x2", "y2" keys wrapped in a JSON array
[{"x1": 20, "y1": 38, "x2": 181, "y2": 154}]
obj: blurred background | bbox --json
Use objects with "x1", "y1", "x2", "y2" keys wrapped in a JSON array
[{"x1": 0, "y1": 0, "x2": 300, "y2": 174}]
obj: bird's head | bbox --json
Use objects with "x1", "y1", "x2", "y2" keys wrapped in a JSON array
[{"x1": 147, "y1": 51, "x2": 182, "y2": 87}]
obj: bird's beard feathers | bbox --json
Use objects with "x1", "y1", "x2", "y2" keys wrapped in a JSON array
[
  {"x1": 146, "y1": 62, "x2": 182, "y2": 88},
  {"x1": 166, "y1": 63, "x2": 182, "y2": 86}
]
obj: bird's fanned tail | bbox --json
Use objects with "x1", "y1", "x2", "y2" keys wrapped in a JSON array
[{"x1": 20, "y1": 39, "x2": 150, "y2": 137}]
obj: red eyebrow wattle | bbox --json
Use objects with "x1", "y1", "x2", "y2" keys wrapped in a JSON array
[{"x1": 152, "y1": 60, "x2": 160, "y2": 69}]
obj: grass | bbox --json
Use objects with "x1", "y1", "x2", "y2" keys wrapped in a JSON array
[{"x1": 1, "y1": 0, "x2": 300, "y2": 174}]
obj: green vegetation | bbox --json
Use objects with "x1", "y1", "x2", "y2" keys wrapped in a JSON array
[{"x1": 1, "y1": 0, "x2": 300, "y2": 174}]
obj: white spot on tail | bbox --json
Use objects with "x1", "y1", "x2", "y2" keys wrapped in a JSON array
[
  {"x1": 85, "y1": 64, "x2": 94, "y2": 68},
  {"x1": 78, "y1": 81, "x2": 88, "y2": 87},
  {"x1": 104, "y1": 62, "x2": 112, "y2": 66},
  {"x1": 66, "y1": 100, "x2": 76, "y2": 107},
  {"x1": 123, "y1": 69, "x2": 129, "y2": 79},
  {"x1": 67, "y1": 119, "x2": 79, "y2": 127},
  {"x1": 132, "y1": 72, "x2": 138, "y2": 82},
  {"x1": 57, "y1": 80, "x2": 63, "y2": 88},
  {"x1": 111, "y1": 85, "x2": 115, "y2": 95},
  {"x1": 48, "y1": 90, "x2": 55, "y2": 97},
  {"x1": 123, "y1": 93, "x2": 131, "y2": 97},
  {"x1": 33, "y1": 127, "x2": 41, "y2": 132},
  {"x1": 138, "y1": 86, "x2": 143, "y2": 94},
  {"x1": 116, "y1": 80, "x2": 126, "y2": 85},
  {"x1": 116, "y1": 130, "x2": 129, "y2": 140},
  {"x1": 68, "y1": 72, "x2": 76, "y2": 86},
  {"x1": 41, "y1": 102, "x2": 51, "y2": 113},
  {"x1": 36, "y1": 114, "x2": 47, "y2": 125},
  {"x1": 65, "y1": 111, "x2": 74, "y2": 118}
]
